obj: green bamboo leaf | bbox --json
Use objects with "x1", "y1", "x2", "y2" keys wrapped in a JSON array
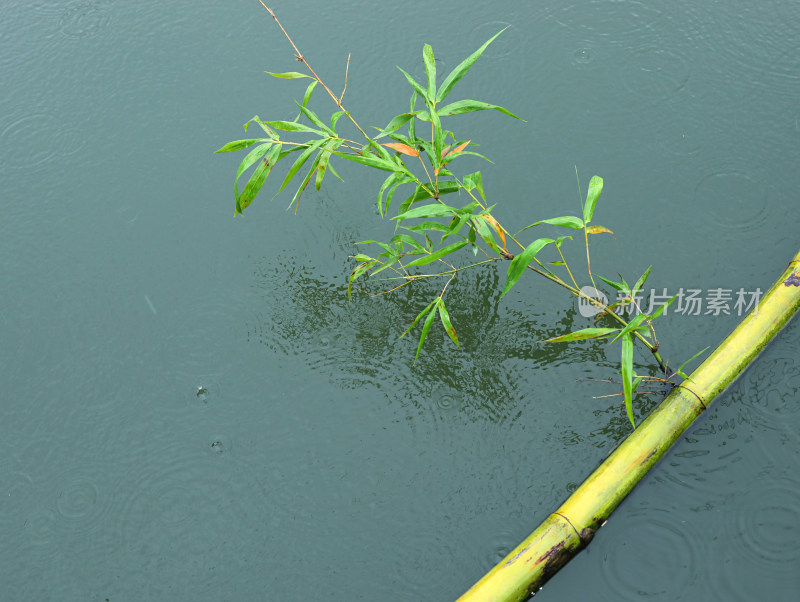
[
  {"x1": 583, "y1": 175, "x2": 603, "y2": 223},
  {"x1": 520, "y1": 216, "x2": 585, "y2": 232},
  {"x1": 243, "y1": 116, "x2": 275, "y2": 136},
  {"x1": 632, "y1": 265, "x2": 653, "y2": 296},
  {"x1": 234, "y1": 143, "x2": 272, "y2": 205},
  {"x1": 330, "y1": 110, "x2": 345, "y2": 133},
  {"x1": 276, "y1": 138, "x2": 327, "y2": 195},
  {"x1": 500, "y1": 238, "x2": 554, "y2": 299},
  {"x1": 423, "y1": 44, "x2": 436, "y2": 101},
  {"x1": 651, "y1": 295, "x2": 677, "y2": 320},
  {"x1": 402, "y1": 221, "x2": 450, "y2": 232},
  {"x1": 677, "y1": 346, "x2": 710, "y2": 374},
  {"x1": 543, "y1": 328, "x2": 619, "y2": 343},
  {"x1": 332, "y1": 150, "x2": 399, "y2": 173},
  {"x1": 215, "y1": 139, "x2": 265, "y2": 153},
  {"x1": 397, "y1": 67, "x2": 430, "y2": 103},
  {"x1": 386, "y1": 176, "x2": 414, "y2": 214},
  {"x1": 609, "y1": 313, "x2": 648, "y2": 343},
  {"x1": 238, "y1": 144, "x2": 281, "y2": 214},
  {"x1": 436, "y1": 28, "x2": 508, "y2": 103},
  {"x1": 431, "y1": 109, "x2": 444, "y2": 166},
  {"x1": 390, "y1": 234, "x2": 425, "y2": 251},
  {"x1": 295, "y1": 101, "x2": 334, "y2": 135},
  {"x1": 437, "y1": 99, "x2": 523, "y2": 120},
  {"x1": 266, "y1": 120, "x2": 325, "y2": 135},
  {"x1": 621, "y1": 333, "x2": 635, "y2": 428},
  {"x1": 392, "y1": 203, "x2": 458, "y2": 222},
  {"x1": 597, "y1": 274, "x2": 627, "y2": 293},
  {"x1": 265, "y1": 71, "x2": 313, "y2": 79},
  {"x1": 374, "y1": 112, "x2": 419, "y2": 139},
  {"x1": 463, "y1": 171, "x2": 485, "y2": 202},
  {"x1": 400, "y1": 299, "x2": 438, "y2": 339},
  {"x1": 408, "y1": 92, "x2": 417, "y2": 140},
  {"x1": 404, "y1": 239, "x2": 468, "y2": 267},
  {"x1": 315, "y1": 140, "x2": 338, "y2": 192},
  {"x1": 471, "y1": 215, "x2": 500, "y2": 253},
  {"x1": 415, "y1": 299, "x2": 440, "y2": 362},
  {"x1": 378, "y1": 172, "x2": 402, "y2": 217},
  {"x1": 289, "y1": 152, "x2": 322, "y2": 208},
  {"x1": 348, "y1": 260, "x2": 376, "y2": 300},
  {"x1": 438, "y1": 300, "x2": 459, "y2": 347}
]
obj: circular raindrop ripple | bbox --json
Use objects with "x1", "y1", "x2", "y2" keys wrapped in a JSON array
[
  {"x1": 0, "y1": 112, "x2": 84, "y2": 173},
  {"x1": 724, "y1": 472, "x2": 800, "y2": 572},
  {"x1": 738, "y1": 354, "x2": 800, "y2": 430},
  {"x1": 599, "y1": 508, "x2": 699, "y2": 600},
  {"x1": 55, "y1": 475, "x2": 103, "y2": 525},
  {"x1": 58, "y1": 0, "x2": 111, "y2": 39},
  {"x1": 620, "y1": 47, "x2": 690, "y2": 98},
  {"x1": 691, "y1": 170, "x2": 770, "y2": 237},
  {"x1": 108, "y1": 448, "x2": 269, "y2": 596},
  {"x1": 552, "y1": 1, "x2": 663, "y2": 43}
]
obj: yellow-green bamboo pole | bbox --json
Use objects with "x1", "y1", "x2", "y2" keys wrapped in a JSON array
[{"x1": 457, "y1": 249, "x2": 800, "y2": 602}]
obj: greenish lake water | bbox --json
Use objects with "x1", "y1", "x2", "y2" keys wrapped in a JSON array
[{"x1": 2, "y1": 1, "x2": 799, "y2": 600}]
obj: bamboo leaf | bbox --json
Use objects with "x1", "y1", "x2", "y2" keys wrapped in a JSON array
[
  {"x1": 374, "y1": 112, "x2": 419, "y2": 139},
  {"x1": 520, "y1": 216, "x2": 585, "y2": 232},
  {"x1": 431, "y1": 109, "x2": 445, "y2": 166},
  {"x1": 415, "y1": 299, "x2": 440, "y2": 362},
  {"x1": 436, "y1": 28, "x2": 507, "y2": 103},
  {"x1": 583, "y1": 175, "x2": 603, "y2": 223},
  {"x1": 216, "y1": 139, "x2": 265, "y2": 153},
  {"x1": 400, "y1": 299, "x2": 438, "y2": 340},
  {"x1": 500, "y1": 238, "x2": 554, "y2": 299},
  {"x1": 632, "y1": 266, "x2": 652, "y2": 297},
  {"x1": 238, "y1": 144, "x2": 281, "y2": 214},
  {"x1": 471, "y1": 215, "x2": 500, "y2": 253},
  {"x1": 543, "y1": 328, "x2": 619, "y2": 343},
  {"x1": 437, "y1": 99, "x2": 523, "y2": 120},
  {"x1": 290, "y1": 152, "x2": 322, "y2": 208},
  {"x1": 265, "y1": 71, "x2": 312, "y2": 79},
  {"x1": 404, "y1": 239, "x2": 468, "y2": 267},
  {"x1": 586, "y1": 225, "x2": 614, "y2": 235},
  {"x1": 234, "y1": 143, "x2": 272, "y2": 205},
  {"x1": 393, "y1": 203, "x2": 458, "y2": 222},
  {"x1": 597, "y1": 274, "x2": 627, "y2": 292},
  {"x1": 330, "y1": 110, "x2": 345, "y2": 133},
  {"x1": 295, "y1": 101, "x2": 334, "y2": 135},
  {"x1": 333, "y1": 150, "x2": 399, "y2": 173},
  {"x1": 383, "y1": 142, "x2": 419, "y2": 157},
  {"x1": 266, "y1": 120, "x2": 325, "y2": 135},
  {"x1": 609, "y1": 313, "x2": 648, "y2": 343},
  {"x1": 621, "y1": 333, "x2": 635, "y2": 428},
  {"x1": 463, "y1": 171, "x2": 485, "y2": 202},
  {"x1": 479, "y1": 213, "x2": 506, "y2": 249},
  {"x1": 397, "y1": 67, "x2": 430, "y2": 103},
  {"x1": 378, "y1": 172, "x2": 402, "y2": 217},
  {"x1": 438, "y1": 300, "x2": 459, "y2": 347},
  {"x1": 276, "y1": 138, "x2": 327, "y2": 195},
  {"x1": 423, "y1": 44, "x2": 436, "y2": 101},
  {"x1": 348, "y1": 260, "x2": 376, "y2": 300},
  {"x1": 651, "y1": 295, "x2": 678, "y2": 320},
  {"x1": 677, "y1": 346, "x2": 710, "y2": 374}
]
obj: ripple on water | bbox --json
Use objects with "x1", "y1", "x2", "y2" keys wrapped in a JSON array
[
  {"x1": 54, "y1": 472, "x2": 109, "y2": 538},
  {"x1": 723, "y1": 470, "x2": 800, "y2": 573},
  {"x1": 620, "y1": 47, "x2": 690, "y2": 99},
  {"x1": 738, "y1": 354, "x2": 800, "y2": 432},
  {"x1": 691, "y1": 170, "x2": 771, "y2": 239},
  {"x1": 0, "y1": 112, "x2": 85, "y2": 173},
  {"x1": 599, "y1": 507, "x2": 699, "y2": 600},
  {"x1": 109, "y1": 449, "x2": 268, "y2": 596},
  {"x1": 57, "y1": 0, "x2": 112, "y2": 39},
  {"x1": 551, "y1": 1, "x2": 663, "y2": 44}
]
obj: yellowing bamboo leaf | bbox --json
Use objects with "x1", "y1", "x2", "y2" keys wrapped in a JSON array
[
  {"x1": 479, "y1": 213, "x2": 506, "y2": 249},
  {"x1": 586, "y1": 225, "x2": 614, "y2": 235},
  {"x1": 447, "y1": 140, "x2": 471, "y2": 156},
  {"x1": 383, "y1": 142, "x2": 419, "y2": 157}
]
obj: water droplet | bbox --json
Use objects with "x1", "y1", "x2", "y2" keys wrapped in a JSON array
[{"x1": 573, "y1": 48, "x2": 592, "y2": 64}]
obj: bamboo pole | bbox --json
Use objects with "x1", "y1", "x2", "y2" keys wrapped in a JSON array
[{"x1": 457, "y1": 249, "x2": 800, "y2": 602}]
